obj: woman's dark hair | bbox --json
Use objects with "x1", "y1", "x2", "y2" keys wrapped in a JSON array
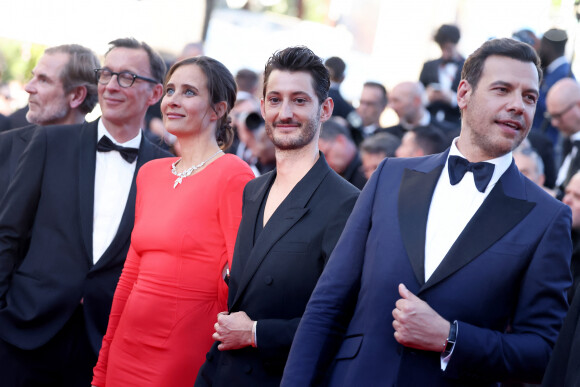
[{"x1": 164, "y1": 56, "x2": 237, "y2": 149}]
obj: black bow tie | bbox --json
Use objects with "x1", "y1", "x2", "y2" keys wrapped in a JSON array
[
  {"x1": 448, "y1": 155, "x2": 495, "y2": 193},
  {"x1": 96, "y1": 135, "x2": 139, "y2": 163}
]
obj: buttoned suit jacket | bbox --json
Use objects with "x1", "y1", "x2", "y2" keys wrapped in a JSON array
[
  {"x1": 0, "y1": 119, "x2": 171, "y2": 354},
  {"x1": 196, "y1": 154, "x2": 360, "y2": 387},
  {"x1": 282, "y1": 150, "x2": 572, "y2": 386},
  {"x1": 0, "y1": 125, "x2": 36, "y2": 201}
]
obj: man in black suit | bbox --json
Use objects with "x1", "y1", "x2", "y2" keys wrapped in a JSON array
[
  {"x1": 0, "y1": 44, "x2": 100, "y2": 201},
  {"x1": 419, "y1": 24, "x2": 464, "y2": 124},
  {"x1": 0, "y1": 38, "x2": 171, "y2": 386},
  {"x1": 356, "y1": 81, "x2": 388, "y2": 138},
  {"x1": 195, "y1": 46, "x2": 360, "y2": 387},
  {"x1": 319, "y1": 117, "x2": 367, "y2": 189},
  {"x1": 381, "y1": 81, "x2": 459, "y2": 141},
  {"x1": 324, "y1": 56, "x2": 354, "y2": 120},
  {"x1": 547, "y1": 78, "x2": 580, "y2": 196}
]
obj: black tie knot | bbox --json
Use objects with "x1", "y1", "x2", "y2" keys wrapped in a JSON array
[
  {"x1": 448, "y1": 155, "x2": 495, "y2": 193},
  {"x1": 96, "y1": 135, "x2": 139, "y2": 163}
]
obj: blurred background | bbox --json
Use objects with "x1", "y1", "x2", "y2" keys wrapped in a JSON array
[{"x1": 0, "y1": 0, "x2": 579, "y2": 116}]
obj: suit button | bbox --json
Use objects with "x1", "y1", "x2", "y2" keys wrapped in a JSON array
[
  {"x1": 244, "y1": 364, "x2": 252, "y2": 374},
  {"x1": 264, "y1": 276, "x2": 273, "y2": 285}
]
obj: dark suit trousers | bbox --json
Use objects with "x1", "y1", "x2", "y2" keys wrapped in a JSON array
[{"x1": 0, "y1": 305, "x2": 96, "y2": 387}]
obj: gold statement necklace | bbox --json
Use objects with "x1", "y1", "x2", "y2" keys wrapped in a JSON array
[{"x1": 171, "y1": 149, "x2": 223, "y2": 188}]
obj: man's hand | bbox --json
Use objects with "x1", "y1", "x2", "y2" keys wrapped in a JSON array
[
  {"x1": 392, "y1": 283, "x2": 450, "y2": 352},
  {"x1": 212, "y1": 311, "x2": 254, "y2": 351}
]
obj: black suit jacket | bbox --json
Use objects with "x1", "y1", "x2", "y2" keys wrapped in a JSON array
[
  {"x1": 0, "y1": 125, "x2": 36, "y2": 201},
  {"x1": 328, "y1": 87, "x2": 354, "y2": 119},
  {"x1": 196, "y1": 153, "x2": 359, "y2": 387},
  {"x1": 0, "y1": 119, "x2": 171, "y2": 353},
  {"x1": 419, "y1": 58, "x2": 464, "y2": 123},
  {"x1": 542, "y1": 284, "x2": 580, "y2": 387}
]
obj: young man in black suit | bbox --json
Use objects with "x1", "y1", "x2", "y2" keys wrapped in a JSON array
[
  {"x1": 0, "y1": 38, "x2": 172, "y2": 386},
  {"x1": 195, "y1": 46, "x2": 360, "y2": 387}
]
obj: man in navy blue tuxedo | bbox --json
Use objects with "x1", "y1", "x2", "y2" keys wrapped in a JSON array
[{"x1": 282, "y1": 38, "x2": 572, "y2": 386}]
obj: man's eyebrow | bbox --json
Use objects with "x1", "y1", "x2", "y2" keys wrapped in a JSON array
[{"x1": 490, "y1": 80, "x2": 539, "y2": 97}]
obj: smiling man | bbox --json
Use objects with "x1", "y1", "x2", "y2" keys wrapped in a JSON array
[
  {"x1": 0, "y1": 38, "x2": 171, "y2": 386},
  {"x1": 195, "y1": 46, "x2": 359, "y2": 387},
  {"x1": 282, "y1": 38, "x2": 572, "y2": 386}
]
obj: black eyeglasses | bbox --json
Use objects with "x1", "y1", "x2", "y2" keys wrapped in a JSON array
[
  {"x1": 545, "y1": 101, "x2": 579, "y2": 120},
  {"x1": 94, "y1": 68, "x2": 158, "y2": 88}
]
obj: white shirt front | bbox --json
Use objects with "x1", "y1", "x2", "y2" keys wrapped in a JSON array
[
  {"x1": 424, "y1": 139, "x2": 513, "y2": 281},
  {"x1": 92, "y1": 119, "x2": 141, "y2": 264}
]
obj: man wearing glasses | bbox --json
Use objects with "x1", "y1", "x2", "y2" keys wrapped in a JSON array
[
  {"x1": 546, "y1": 78, "x2": 580, "y2": 198},
  {"x1": 0, "y1": 38, "x2": 171, "y2": 386}
]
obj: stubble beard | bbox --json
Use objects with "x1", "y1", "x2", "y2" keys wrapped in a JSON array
[
  {"x1": 265, "y1": 116, "x2": 319, "y2": 151},
  {"x1": 27, "y1": 102, "x2": 69, "y2": 126}
]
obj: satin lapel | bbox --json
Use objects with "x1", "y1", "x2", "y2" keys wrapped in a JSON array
[
  {"x1": 398, "y1": 164, "x2": 444, "y2": 286},
  {"x1": 421, "y1": 168, "x2": 535, "y2": 293},
  {"x1": 94, "y1": 134, "x2": 154, "y2": 268},
  {"x1": 230, "y1": 155, "x2": 331, "y2": 310},
  {"x1": 227, "y1": 172, "x2": 275, "y2": 304},
  {"x1": 78, "y1": 121, "x2": 98, "y2": 263}
]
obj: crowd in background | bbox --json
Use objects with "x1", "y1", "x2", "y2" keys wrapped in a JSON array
[{"x1": 0, "y1": 21, "x2": 580, "y2": 387}]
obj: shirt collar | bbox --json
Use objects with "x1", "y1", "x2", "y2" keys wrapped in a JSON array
[
  {"x1": 447, "y1": 137, "x2": 513, "y2": 190},
  {"x1": 97, "y1": 118, "x2": 142, "y2": 148},
  {"x1": 571, "y1": 131, "x2": 580, "y2": 142},
  {"x1": 546, "y1": 56, "x2": 568, "y2": 74}
]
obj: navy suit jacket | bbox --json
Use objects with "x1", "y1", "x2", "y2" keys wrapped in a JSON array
[
  {"x1": 196, "y1": 154, "x2": 359, "y2": 387},
  {"x1": 0, "y1": 119, "x2": 171, "y2": 353},
  {"x1": 282, "y1": 151, "x2": 572, "y2": 386}
]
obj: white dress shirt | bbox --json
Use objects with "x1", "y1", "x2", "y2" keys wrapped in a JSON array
[
  {"x1": 425, "y1": 140, "x2": 513, "y2": 281},
  {"x1": 425, "y1": 139, "x2": 512, "y2": 369},
  {"x1": 92, "y1": 119, "x2": 141, "y2": 264}
]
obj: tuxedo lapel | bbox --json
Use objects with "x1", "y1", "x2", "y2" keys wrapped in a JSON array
[
  {"x1": 421, "y1": 164, "x2": 535, "y2": 293},
  {"x1": 398, "y1": 164, "x2": 444, "y2": 286},
  {"x1": 230, "y1": 155, "x2": 331, "y2": 310},
  {"x1": 78, "y1": 121, "x2": 98, "y2": 263}
]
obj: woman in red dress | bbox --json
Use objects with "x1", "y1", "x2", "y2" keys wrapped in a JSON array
[{"x1": 92, "y1": 56, "x2": 254, "y2": 386}]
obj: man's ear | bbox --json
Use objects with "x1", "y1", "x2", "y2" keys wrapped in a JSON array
[
  {"x1": 148, "y1": 83, "x2": 164, "y2": 106},
  {"x1": 456, "y1": 79, "x2": 471, "y2": 110},
  {"x1": 320, "y1": 97, "x2": 334, "y2": 123},
  {"x1": 68, "y1": 86, "x2": 88, "y2": 109}
]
